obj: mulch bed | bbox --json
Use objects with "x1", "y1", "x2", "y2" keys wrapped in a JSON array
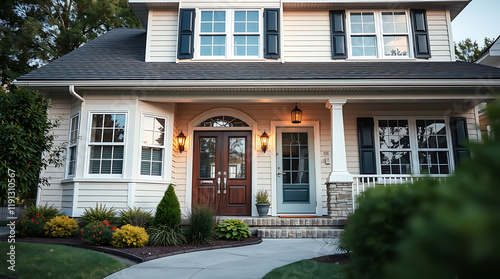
[
  {"x1": 311, "y1": 253, "x2": 351, "y2": 265},
  {"x1": 1, "y1": 234, "x2": 262, "y2": 263}
]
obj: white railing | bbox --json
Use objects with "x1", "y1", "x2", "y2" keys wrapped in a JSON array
[{"x1": 351, "y1": 174, "x2": 449, "y2": 211}]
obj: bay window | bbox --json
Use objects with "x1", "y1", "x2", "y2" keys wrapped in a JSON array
[
  {"x1": 89, "y1": 113, "x2": 126, "y2": 175},
  {"x1": 67, "y1": 114, "x2": 79, "y2": 176},
  {"x1": 141, "y1": 115, "x2": 166, "y2": 176}
]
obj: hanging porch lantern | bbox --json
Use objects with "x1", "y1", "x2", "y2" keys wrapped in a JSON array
[{"x1": 291, "y1": 103, "x2": 302, "y2": 124}]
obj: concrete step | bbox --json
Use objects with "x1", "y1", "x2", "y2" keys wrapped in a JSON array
[
  {"x1": 219, "y1": 217, "x2": 345, "y2": 228},
  {"x1": 257, "y1": 228, "x2": 343, "y2": 238}
]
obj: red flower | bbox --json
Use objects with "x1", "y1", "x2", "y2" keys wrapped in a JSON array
[
  {"x1": 93, "y1": 235, "x2": 96, "y2": 238},
  {"x1": 99, "y1": 231, "x2": 102, "y2": 235},
  {"x1": 111, "y1": 226, "x2": 117, "y2": 231},
  {"x1": 43, "y1": 217, "x2": 45, "y2": 219},
  {"x1": 81, "y1": 229, "x2": 84, "y2": 232},
  {"x1": 103, "y1": 220, "x2": 110, "y2": 226},
  {"x1": 31, "y1": 218, "x2": 34, "y2": 222},
  {"x1": 36, "y1": 222, "x2": 39, "y2": 224},
  {"x1": 93, "y1": 229, "x2": 96, "y2": 232}
]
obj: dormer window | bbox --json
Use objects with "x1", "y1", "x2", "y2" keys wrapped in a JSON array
[{"x1": 197, "y1": 9, "x2": 262, "y2": 59}]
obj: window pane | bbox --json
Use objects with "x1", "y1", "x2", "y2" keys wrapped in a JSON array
[
  {"x1": 151, "y1": 162, "x2": 162, "y2": 176},
  {"x1": 213, "y1": 46, "x2": 225, "y2": 56},
  {"x1": 141, "y1": 162, "x2": 150, "y2": 175},
  {"x1": 380, "y1": 151, "x2": 411, "y2": 174},
  {"x1": 247, "y1": 36, "x2": 258, "y2": 44},
  {"x1": 201, "y1": 23, "x2": 212, "y2": 33},
  {"x1": 229, "y1": 137, "x2": 246, "y2": 178},
  {"x1": 143, "y1": 116, "x2": 154, "y2": 131},
  {"x1": 235, "y1": 11, "x2": 246, "y2": 21},
  {"x1": 214, "y1": 36, "x2": 225, "y2": 44},
  {"x1": 351, "y1": 23, "x2": 362, "y2": 34},
  {"x1": 234, "y1": 36, "x2": 245, "y2": 45},
  {"x1": 142, "y1": 147, "x2": 151, "y2": 161},
  {"x1": 89, "y1": 160, "x2": 100, "y2": 174},
  {"x1": 101, "y1": 160, "x2": 111, "y2": 174},
  {"x1": 91, "y1": 128, "x2": 102, "y2": 142},
  {"x1": 351, "y1": 13, "x2": 362, "y2": 22},
  {"x1": 247, "y1": 46, "x2": 258, "y2": 56},
  {"x1": 90, "y1": 146, "x2": 101, "y2": 159},
  {"x1": 384, "y1": 36, "x2": 408, "y2": 56},
  {"x1": 142, "y1": 131, "x2": 154, "y2": 145},
  {"x1": 152, "y1": 148, "x2": 162, "y2": 161},
  {"x1": 114, "y1": 114, "x2": 126, "y2": 128},
  {"x1": 102, "y1": 146, "x2": 113, "y2": 159},
  {"x1": 364, "y1": 46, "x2": 377, "y2": 56},
  {"x1": 112, "y1": 160, "x2": 123, "y2": 174},
  {"x1": 199, "y1": 137, "x2": 216, "y2": 178},
  {"x1": 214, "y1": 23, "x2": 225, "y2": 32},
  {"x1": 92, "y1": 114, "x2": 103, "y2": 128},
  {"x1": 352, "y1": 47, "x2": 363, "y2": 56},
  {"x1": 201, "y1": 11, "x2": 213, "y2": 21},
  {"x1": 200, "y1": 46, "x2": 212, "y2": 56},
  {"x1": 102, "y1": 129, "x2": 113, "y2": 142},
  {"x1": 154, "y1": 132, "x2": 164, "y2": 145},
  {"x1": 214, "y1": 11, "x2": 225, "y2": 21},
  {"x1": 114, "y1": 129, "x2": 125, "y2": 142},
  {"x1": 155, "y1": 118, "x2": 165, "y2": 132},
  {"x1": 104, "y1": 114, "x2": 114, "y2": 127},
  {"x1": 247, "y1": 22, "x2": 259, "y2": 32},
  {"x1": 235, "y1": 46, "x2": 246, "y2": 56},
  {"x1": 234, "y1": 22, "x2": 245, "y2": 32},
  {"x1": 248, "y1": 11, "x2": 258, "y2": 21},
  {"x1": 113, "y1": 146, "x2": 124, "y2": 159}
]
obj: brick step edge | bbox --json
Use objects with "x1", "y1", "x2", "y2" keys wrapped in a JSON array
[
  {"x1": 257, "y1": 228, "x2": 343, "y2": 238},
  {"x1": 234, "y1": 218, "x2": 346, "y2": 227}
]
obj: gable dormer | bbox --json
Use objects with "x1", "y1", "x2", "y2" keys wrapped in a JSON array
[{"x1": 128, "y1": 0, "x2": 470, "y2": 63}]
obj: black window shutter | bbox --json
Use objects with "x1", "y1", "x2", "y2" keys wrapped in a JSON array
[
  {"x1": 450, "y1": 117, "x2": 470, "y2": 166},
  {"x1": 177, "y1": 9, "x2": 195, "y2": 59},
  {"x1": 330, "y1": 10, "x2": 347, "y2": 59},
  {"x1": 357, "y1": 118, "x2": 377, "y2": 174},
  {"x1": 264, "y1": 9, "x2": 280, "y2": 58},
  {"x1": 410, "y1": 9, "x2": 431, "y2": 58}
]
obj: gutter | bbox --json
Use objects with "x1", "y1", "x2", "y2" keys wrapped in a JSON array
[
  {"x1": 12, "y1": 79, "x2": 500, "y2": 88},
  {"x1": 69, "y1": 85, "x2": 85, "y2": 104}
]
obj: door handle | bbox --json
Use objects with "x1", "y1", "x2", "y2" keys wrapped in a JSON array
[
  {"x1": 223, "y1": 177, "x2": 227, "y2": 194},
  {"x1": 217, "y1": 177, "x2": 221, "y2": 194},
  {"x1": 277, "y1": 172, "x2": 283, "y2": 177}
]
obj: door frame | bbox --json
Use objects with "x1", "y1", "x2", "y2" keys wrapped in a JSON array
[
  {"x1": 271, "y1": 121, "x2": 322, "y2": 216},
  {"x1": 186, "y1": 108, "x2": 259, "y2": 216}
]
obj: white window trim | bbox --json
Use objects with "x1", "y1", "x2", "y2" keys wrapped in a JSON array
[
  {"x1": 139, "y1": 113, "x2": 168, "y2": 180},
  {"x1": 85, "y1": 112, "x2": 128, "y2": 177},
  {"x1": 374, "y1": 116, "x2": 455, "y2": 176},
  {"x1": 65, "y1": 113, "x2": 80, "y2": 178},
  {"x1": 346, "y1": 9, "x2": 414, "y2": 60},
  {"x1": 194, "y1": 8, "x2": 263, "y2": 60}
]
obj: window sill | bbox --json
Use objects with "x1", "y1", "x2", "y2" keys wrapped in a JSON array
[
  {"x1": 182, "y1": 58, "x2": 274, "y2": 62},
  {"x1": 345, "y1": 58, "x2": 418, "y2": 62},
  {"x1": 61, "y1": 178, "x2": 172, "y2": 184}
]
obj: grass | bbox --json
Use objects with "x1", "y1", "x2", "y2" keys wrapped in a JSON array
[
  {"x1": 263, "y1": 259, "x2": 346, "y2": 279},
  {"x1": 0, "y1": 242, "x2": 129, "y2": 279}
]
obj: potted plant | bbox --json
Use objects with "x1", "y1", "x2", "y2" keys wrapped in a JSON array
[{"x1": 255, "y1": 189, "x2": 270, "y2": 217}]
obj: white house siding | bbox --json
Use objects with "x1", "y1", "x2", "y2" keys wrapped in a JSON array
[
  {"x1": 134, "y1": 183, "x2": 169, "y2": 213},
  {"x1": 147, "y1": 9, "x2": 178, "y2": 62},
  {"x1": 37, "y1": 95, "x2": 72, "y2": 211},
  {"x1": 179, "y1": 0, "x2": 280, "y2": 9},
  {"x1": 427, "y1": 9, "x2": 454, "y2": 62},
  {"x1": 76, "y1": 182, "x2": 129, "y2": 214},
  {"x1": 342, "y1": 103, "x2": 480, "y2": 175},
  {"x1": 174, "y1": 103, "x2": 332, "y2": 215},
  {"x1": 283, "y1": 10, "x2": 331, "y2": 62}
]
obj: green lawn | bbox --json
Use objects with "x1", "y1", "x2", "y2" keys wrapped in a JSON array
[
  {"x1": 263, "y1": 259, "x2": 346, "y2": 279},
  {"x1": 0, "y1": 242, "x2": 129, "y2": 279}
]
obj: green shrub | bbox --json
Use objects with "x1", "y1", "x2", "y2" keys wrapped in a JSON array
[
  {"x1": 147, "y1": 225, "x2": 185, "y2": 246},
  {"x1": 81, "y1": 203, "x2": 117, "y2": 225},
  {"x1": 25, "y1": 203, "x2": 61, "y2": 219},
  {"x1": 111, "y1": 224, "x2": 149, "y2": 248},
  {"x1": 44, "y1": 216, "x2": 79, "y2": 238},
  {"x1": 118, "y1": 207, "x2": 152, "y2": 227},
  {"x1": 383, "y1": 101, "x2": 500, "y2": 279},
  {"x1": 340, "y1": 181, "x2": 439, "y2": 279},
  {"x1": 185, "y1": 206, "x2": 216, "y2": 245},
  {"x1": 154, "y1": 184, "x2": 181, "y2": 228},
  {"x1": 81, "y1": 221, "x2": 115, "y2": 246},
  {"x1": 17, "y1": 215, "x2": 47, "y2": 237},
  {"x1": 215, "y1": 219, "x2": 251, "y2": 240}
]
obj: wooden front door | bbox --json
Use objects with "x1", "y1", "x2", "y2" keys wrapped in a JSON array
[{"x1": 192, "y1": 131, "x2": 252, "y2": 215}]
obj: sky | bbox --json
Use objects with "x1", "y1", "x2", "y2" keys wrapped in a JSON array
[{"x1": 452, "y1": 0, "x2": 500, "y2": 46}]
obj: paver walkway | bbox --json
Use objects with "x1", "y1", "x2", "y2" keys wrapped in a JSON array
[{"x1": 106, "y1": 238, "x2": 338, "y2": 279}]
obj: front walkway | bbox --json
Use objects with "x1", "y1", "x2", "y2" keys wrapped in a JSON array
[{"x1": 106, "y1": 238, "x2": 338, "y2": 279}]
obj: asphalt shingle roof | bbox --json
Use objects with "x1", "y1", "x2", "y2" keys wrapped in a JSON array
[{"x1": 16, "y1": 28, "x2": 500, "y2": 81}]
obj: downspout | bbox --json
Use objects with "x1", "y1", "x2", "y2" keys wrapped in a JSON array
[{"x1": 69, "y1": 85, "x2": 85, "y2": 103}]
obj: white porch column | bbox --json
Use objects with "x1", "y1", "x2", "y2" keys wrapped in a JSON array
[{"x1": 326, "y1": 99, "x2": 353, "y2": 183}]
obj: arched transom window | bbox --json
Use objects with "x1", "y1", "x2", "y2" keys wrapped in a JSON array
[{"x1": 198, "y1": 116, "x2": 249, "y2": 127}]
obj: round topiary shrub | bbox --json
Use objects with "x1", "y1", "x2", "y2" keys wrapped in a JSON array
[
  {"x1": 111, "y1": 224, "x2": 149, "y2": 248},
  {"x1": 215, "y1": 219, "x2": 251, "y2": 240},
  {"x1": 154, "y1": 184, "x2": 181, "y2": 228},
  {"x1": 44, "y1": 216, "x2": 79, "y2": 238},
  {"x1": 81, "y1": 221, "x2": 115, "y2": 246}
]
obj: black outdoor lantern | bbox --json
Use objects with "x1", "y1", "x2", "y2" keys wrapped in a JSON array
[
  {"x1": 260, "y1": 131, "x2": 269, "y2": 153},
  {"x1": 177, "y1": 131, "x2": 186, "y2": 153},
  {"x1": 291, "y1": 103, "x2": 302, "y2": 124}
]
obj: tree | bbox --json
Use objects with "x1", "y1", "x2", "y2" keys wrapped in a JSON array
[
  {"x1": 154, "y1": 184, "x2": 181, "y2": 228},
  {"x1": 455, "y1": 37, "x2": 495, "y2": 62},
  {"x1": 0, "y1": 87, "x2": 66, "y2": 203},
  {"x1": 0, "y1": 0, "x2": 141, "y2": 87}
]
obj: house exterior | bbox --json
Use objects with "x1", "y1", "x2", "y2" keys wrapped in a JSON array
[{"x1": 13, "y1": 0, "x2": 500, "y2": 219}]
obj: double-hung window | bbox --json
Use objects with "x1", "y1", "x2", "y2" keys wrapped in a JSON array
[
  {"x1": 349, "y1": 11, "x2": 410, "y2": 58},
  {"x1": 89, "y1": 113, "x2": 126, "y2": 175},
  {"x1": 67, "y1": 114, "x2": 79, "y2": 176},
  {"x1": 376, "y1": 118, "x2": 452, "y2": 175},
  {"x1": 198, "y1": 10, "x2": 261, "y2": 58},
  {"x1": 140, "y1": 116, "x2": 166, "y2": 177}
]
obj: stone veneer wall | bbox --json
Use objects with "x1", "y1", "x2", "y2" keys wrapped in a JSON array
[{"x1": 327, "y1": 182, "x2": 353, "y2": 218}]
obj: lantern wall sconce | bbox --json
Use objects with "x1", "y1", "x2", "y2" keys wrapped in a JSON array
[
  {"x1": 260, "y1": 131, "x2": 269, "y2": 153},
  {"x1": 177, "y1": 131, "x2": 186, "y2": 153},
  {"x1": 291, "y1": 103, "x2": 302, "y2": 124}
]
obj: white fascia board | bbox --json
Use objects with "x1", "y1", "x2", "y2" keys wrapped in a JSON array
[
  {"x1": 12, "y1": 79, "x2": 500, "y2": 88},
  {"x1": 128, "y1": 0, "x2": 178, "y2": 3}
]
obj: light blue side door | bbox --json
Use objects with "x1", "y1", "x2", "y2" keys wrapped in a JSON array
[{"x1": 276, "y1": 127, "x2": 316, "y2": 214}]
